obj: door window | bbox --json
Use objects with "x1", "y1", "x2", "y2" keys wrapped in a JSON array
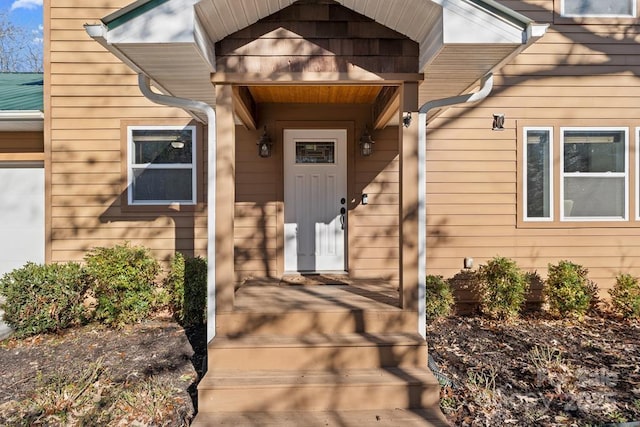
[{"x1": 295, "y1": 142, "x2": 335, "y2": 164}]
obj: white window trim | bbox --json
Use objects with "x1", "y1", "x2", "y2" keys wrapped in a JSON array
[
  {"x1": 561, "y1": 0, "x2": 637, "y2": 17},
  {"x1": 127, "y1": 125, "x2": 197, "y2": 206},
  {"x1": 523, "y1": 126, "x2": 554, "y2": 222},
  {"x1": 560, "y1": 126, "x2": 629, "y2": 222}
]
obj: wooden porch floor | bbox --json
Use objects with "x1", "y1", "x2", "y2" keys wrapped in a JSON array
[{"x1": 234, "y1": 276, "x2": 400, "y2": 313}]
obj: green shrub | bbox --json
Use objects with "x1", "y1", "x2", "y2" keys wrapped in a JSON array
[
  {"x1": 0, "y1": 262, "x2": 88, "y2": 337},
  {"x1": 545, "y1": 260, "x2": 598, "y2": 318},
  {"x1": 166, "y1": 253, "x2": 207, "y2": 326},
  {"x1": 609, "y1": 273, "x2": 640, "y2": 319},
  {"x1": 84, "y1": 242, "x2": 161, "y2": 327},
  {"x1": 425, "y1": 275, "x2": 455, "y2": 321},
  {"x1": 476, "y1": 256, "x2": 529, "y2": 319}
]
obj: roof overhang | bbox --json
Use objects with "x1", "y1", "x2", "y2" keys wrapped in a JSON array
[
  {"x1": 0, "y1": 111, "x2": 44, "y2": 132},
  {"x1": 85, "y1": 0, "x2": 548, "y2": 119}
]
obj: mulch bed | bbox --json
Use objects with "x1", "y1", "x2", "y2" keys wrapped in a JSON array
[
  {"x1": 2, "y1": 313, "x2": 639, "y2": 425},
  {"x1": 0, "y1": 317, "x2": 206, "y2": 426},
  {"x1": 428, "y1": 314, "x2": 640, "y2": 426}
]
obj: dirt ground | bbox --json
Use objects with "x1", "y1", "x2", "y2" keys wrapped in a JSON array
[
  {"x1": 1, "y1": 313, "x2": 639, "y2": 426},
  {"x1": 0, "y1": 316, "x2": 206, "y2": 426},
  {"x1": 428, "y1": 314, "x2": 640, "y2": 426}
]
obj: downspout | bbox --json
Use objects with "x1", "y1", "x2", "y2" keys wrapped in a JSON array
[
  {"x1": 416, "y1": 73, "x2": 494, "y2": 338},
  {"x1": 137, "y1": 74, "x2": 217, "y2": 343}
]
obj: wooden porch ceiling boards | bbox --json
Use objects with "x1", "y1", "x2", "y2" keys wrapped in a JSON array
[
  {"x1": 233, "y1": 84, "x2": 399, "y2": 128},
  {"x1": 247, "y1": 85, "x2": 383, "y2": 104}
]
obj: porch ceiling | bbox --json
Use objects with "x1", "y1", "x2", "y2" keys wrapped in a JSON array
[
  {"x1": 248, "y1": 85, "x2": 383, "y2": 104},
  {"x1": 87, "y1": 0, "x2": 547, "y2": 121}
]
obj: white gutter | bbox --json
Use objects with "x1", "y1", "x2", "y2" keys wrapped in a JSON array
[
  {"x1": 138, "y1": 74, "x2": 217, "y2": 344},
  {"x1": 416, "y1": 73, "x2": 493, "y2": 338},
  {"x1": 0, "y1": 111, "x2": 44, "y2": 120},
  {"x1": 0, "y1": 111, "x2": 44, "y2": 131}
]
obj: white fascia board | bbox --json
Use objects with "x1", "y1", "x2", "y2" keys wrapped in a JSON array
[
  {"x1": 438, "y1": 0, "x2": 526, "y2": 44},
  {"x1": 86, "y1": 0, "x2": 215, "y2": 79},
  {"x1": 194, "y1": 12, "x2": 216, "y2": 72},
  {"x1": 420, "y1": 0, "x2": 548, "y2": 70},
  {"x1": 106, "y1": 0, "x2": 215, "y2": 71},
  {"x1": 108, "y1": 0, "x2": 200, "y2": 44}
]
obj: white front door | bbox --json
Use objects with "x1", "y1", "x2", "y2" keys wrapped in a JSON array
[{"x1": 284, "y1": 129, "x2": 347, "y2": 273}]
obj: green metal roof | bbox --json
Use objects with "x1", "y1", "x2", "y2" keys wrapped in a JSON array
[{"x1": 0, "y1": 73, "x2": 44, "y2": 111}]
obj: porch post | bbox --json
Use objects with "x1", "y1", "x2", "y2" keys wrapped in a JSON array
[
  {"x1": 399, "y1": 82, "x2": 420, "y2": 312},
  {"x1": 215, "y1": 84, "x2": 236, "y2": 313}
]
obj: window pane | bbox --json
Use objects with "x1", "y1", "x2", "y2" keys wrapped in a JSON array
[
  {"x1": 526, "y1": 129, "x2": 552, "y2": 218},
  {"x1": 564, "y1": 176, "x2": 625, "y2": 218},
  {"x1": 563, "y1": 0, "x2": 633, "y2": 15},
  {"x1": 132, "y1": 129, "x2": 193, "y2": 164},
  {"x1": 132, "y1": 168, "x2": 193, "y2": 202},
  {"x1": 296, "y1": 142, "x2": 335, "y2": 163},
  {"x1": 563, "y1": 130, "x2": 625, "y2": 173}
]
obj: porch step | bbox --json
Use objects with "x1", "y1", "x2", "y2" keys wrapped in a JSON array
[
  {"x1": 191, "y1": 408, "x2": 450, "y2": 426},
  {"x1": 208, "y1": 332, "x2": 427, "y2": 371},
  {"x1": 198, "y1": 367, "x2": 441, "y2": 412},
  {"x1": 216, "y1": 309, "x2": 418, "y2": 336}
]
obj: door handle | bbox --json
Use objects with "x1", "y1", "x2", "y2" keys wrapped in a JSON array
[{"x1": 340, "y1": 207, "x2": 346, "y2": 230}]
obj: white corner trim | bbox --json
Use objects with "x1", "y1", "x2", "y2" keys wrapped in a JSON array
[{"x1": 418, "y1": 112, "x2": 427, "y2": 339}]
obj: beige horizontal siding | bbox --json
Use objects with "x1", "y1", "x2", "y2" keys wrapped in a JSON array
[
  {"x1": 48, "y1": 1, "x2": 200, "y2": 263},
  {"x1": 352, "y1": 126, "x2": 400, "y2": 277},
  {"x1": 234, "y1": 124, "x2": 280, "y2": 280},
  {"x1": 426, "y1": 0, "x2": 640, "y2": 293}
]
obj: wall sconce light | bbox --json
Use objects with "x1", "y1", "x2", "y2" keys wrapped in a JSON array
[
  {"x1": 257, "y1": 126, "x2": 272, "y2": 158},
  {"x1": 402, "y1": 112, "x2": 412, "y2": 128},
  {"x1": 359, "y1": 128, "x2": 375, "y2": 157},
  {"x1": 492, "y1": 113, "x2": 505, "y2": 131}
]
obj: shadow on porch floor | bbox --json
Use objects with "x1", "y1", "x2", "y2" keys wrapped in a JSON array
[{"x1": 234, "y1": 275, "x2": 400, "y2": 312}]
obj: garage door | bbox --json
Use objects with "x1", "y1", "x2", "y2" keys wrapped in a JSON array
[{"x1": 0, "y1": 162, "x2": 45, "y2": 277}]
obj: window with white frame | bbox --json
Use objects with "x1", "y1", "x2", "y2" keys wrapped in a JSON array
[
  {"x1": 561, "y1": 128, "x2": 627, "y2": 221},
  {"x1": 562, "y1": 0, "x2": 636, "y2": 17},
  {"x1": 128, "y1": 126, "x2": 197, "y2": 205},
  {"x1": 524, "y1": 127, "x2": 553, "y2": 221}
]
